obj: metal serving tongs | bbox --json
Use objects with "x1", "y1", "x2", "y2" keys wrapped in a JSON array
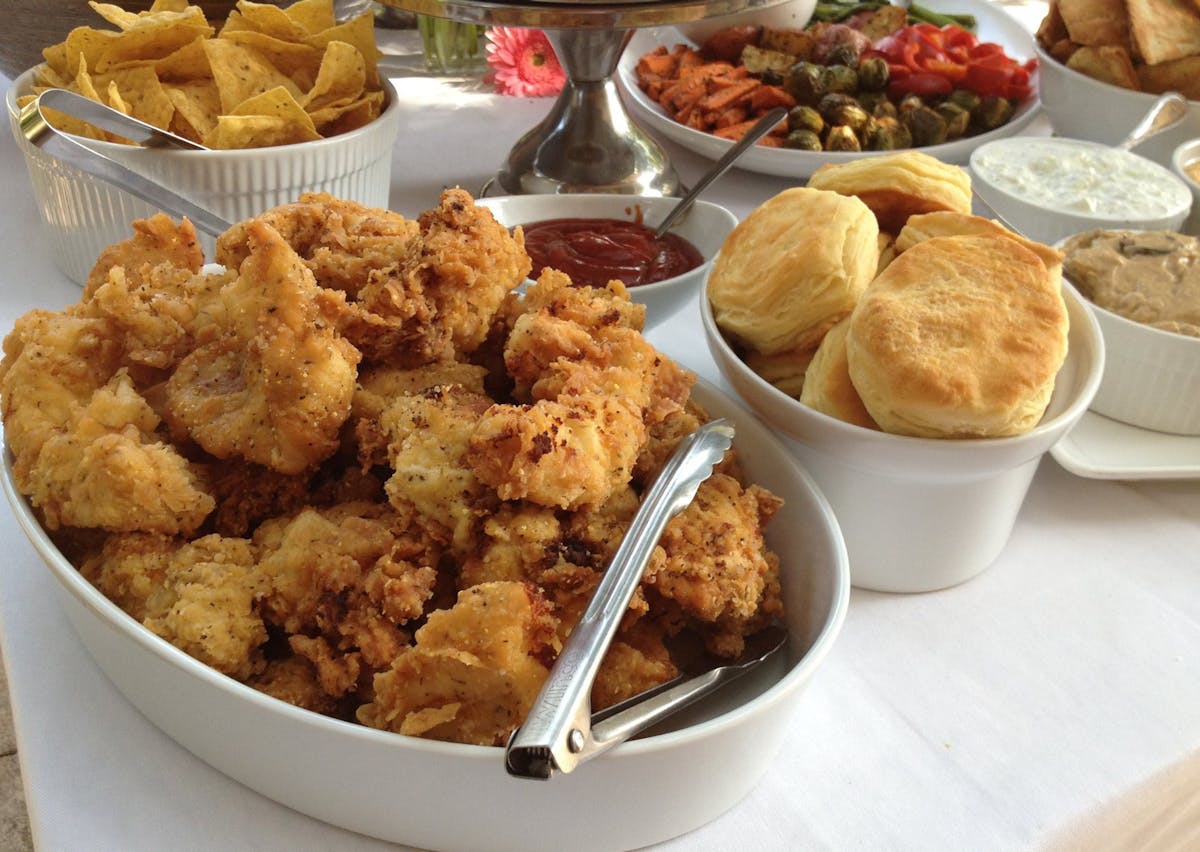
[
  {"x1": 505, "y1": 419, "x2": 789, "y2": 780},
  {"x1": 17, "y1": 87, "x2": 232, "y2": 237}
]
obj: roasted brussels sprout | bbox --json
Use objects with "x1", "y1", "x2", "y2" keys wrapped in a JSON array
[
  {"x1": 827, "y1": 102, "x2": 870, "y2": 135},
  {"x1": 897, "y1": 93, "x2": 925, "y2": 115},
  {"x1": 784, "y1": 129, "x2": 824, "y2": 151},
  {"x1": 900, "y1": 105, "x2": 948, "y2": 147},
  {"x1": 865, "y1": 116, "x2": 912, "y2": 150},
  {"x1": 824, "y1": 43, "x2": 861, "y2": 68},
  {"x1": 937, "y1": 102, "x2": 971, "y2": 139},
  {"x1": 822, "y1": 63, "x2": 859, "y2": 94},
  {"x1": 784, "y1": 62, "x2": 825, "y2": 105},
  {"x1": 817, "y1": 92, "x2": 859, "y2": 125},
  {"x1": 857, "y1": 57, "x2": 890, "y2": 91},
  {"x1": 788, "y1": 104, "x2": 825, "y2": 136},
  {"x1": 871, "y1": 97, "x2": 899, "y2": 120},
  {"x1": 825, "y1": 125, "x2": 862, "y2": 151},
  {"x1": 974, "y1": 96, "x2": 1016, "y2": 131},
  {"x1": 947, "y1": 88, "x2": 982, "y2": 114}
]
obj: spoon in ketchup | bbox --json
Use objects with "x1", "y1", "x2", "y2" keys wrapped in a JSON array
[{"x1": 653, "y1": 106, "x2": 789, "y2": 239}]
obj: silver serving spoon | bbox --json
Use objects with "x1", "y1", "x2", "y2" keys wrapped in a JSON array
[
  {"x1": 1115, "y1": 91, "x2": 1189, "y2": 151},
  {"x1": 654, "y1": 106, "x2": 789, "y2": 239}
]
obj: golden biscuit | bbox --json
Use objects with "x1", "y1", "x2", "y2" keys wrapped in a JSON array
[
  {"x1": 895, "y1": 211, "x2": 1064, "y2": 282},
  {"x1": 743, "y1": 343, "x2": 818, "y2": 399},
  {"x1": 799, "y1": 318, "x2": 879, "y2": 430},
  {"x1": 846, "y1": 235, "x2": 1069, "y2": 438},
  {"x1": 708, "y1": 187, "x2": 879, "y2": 355},
  {"x1": 806, "y1": 151, "x2": 973, "y2": 234}
]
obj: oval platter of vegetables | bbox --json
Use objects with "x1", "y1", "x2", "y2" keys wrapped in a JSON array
[{"x1": 617, "y1": 0, "x2": 1041, "y2": 177}]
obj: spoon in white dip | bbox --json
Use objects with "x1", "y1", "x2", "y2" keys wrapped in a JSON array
[{"x1": 1115, "y1": 92, "x2": 1189, "y2": 151}]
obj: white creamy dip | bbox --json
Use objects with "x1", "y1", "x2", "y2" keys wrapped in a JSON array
[{"x1": 970, "y1": 138, "x2": 1191, "y2": 220}]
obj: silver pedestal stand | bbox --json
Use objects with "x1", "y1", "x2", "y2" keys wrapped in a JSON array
[{"x1": 380, "y1": 0, "x2": 785, "y2": 196}]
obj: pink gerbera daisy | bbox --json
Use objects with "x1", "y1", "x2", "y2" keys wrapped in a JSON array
[{"x1": 485, "y1": 27, "x2": 566, "y2": 97}]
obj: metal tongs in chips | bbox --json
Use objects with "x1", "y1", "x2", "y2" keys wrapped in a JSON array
[
  {"x1": 505, "y1": 419, "x2": 789, "y2": 780},
  {"x1": 18, "y1": 87, "x2": 232, "y2": 237}
]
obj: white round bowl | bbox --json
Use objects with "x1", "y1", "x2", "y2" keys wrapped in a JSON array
[
  {"x1": 478, "y1": 193, "x2": 737, "y2": 330},
  {"x1": 2, "y1": 378, "x2": 849, "y2": 852},
  {"x1": 1172, "y1": 137, "x2": 1200, "y2": 235},
  {"x1": 703, "y1": 284, "x2": 1105, "y2": 593},
  {"x1": 677, "y1": 0, "x2": 817, "y2": 46},
  {"x1": 1036, "y1": 43, "x2": 1200, "y2": 169},
  {"x1": 5, "y1": 67, "x2": 401, "y2": 286},
  {"x1": 969, "y1": 136, "x2": 1192, "y2": 246}
]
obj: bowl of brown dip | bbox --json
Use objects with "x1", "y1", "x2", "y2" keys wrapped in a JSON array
[{"x1": 1060, "y1": 229, "x2": 1200, "y2": 435}]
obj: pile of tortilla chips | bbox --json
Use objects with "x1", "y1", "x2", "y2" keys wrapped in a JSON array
[
  {"x1": 1037, "y1": 0, "x2": 1200, "y2": 99},
  {"x1": 19, "y1": 0, "x2": 385, "y2": 149}
]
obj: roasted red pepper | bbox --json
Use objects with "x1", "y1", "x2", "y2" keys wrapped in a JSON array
[{"x1": 867, "y1": 23, "x2": 1035, "y2": 102}]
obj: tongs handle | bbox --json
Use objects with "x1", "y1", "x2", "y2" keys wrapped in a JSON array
[
  {"x1": 505, "y1": 419, "x2": 735, "y2": 780},
  {"x1": 18, "y1": 89, "x2": 233, "y2": 238}
]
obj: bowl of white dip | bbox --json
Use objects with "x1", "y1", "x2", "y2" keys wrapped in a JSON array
[{"x1": 969, "y1": 137, "x2": 1192, "y2": 245}]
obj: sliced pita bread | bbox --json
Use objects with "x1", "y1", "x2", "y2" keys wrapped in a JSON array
[
  {"x1": 1127, "y1": 0, "x2": 1200, "y2": 65},
  {"x1": 1058, "y1": 0, "x2": 1130, "y2": 47},
  {"x1": 1136, "y1": 55, "x2": 1200, "y2": 98},
  {"x1": 1067, "y1": 44, "x2": 1142, "y2": 89}
]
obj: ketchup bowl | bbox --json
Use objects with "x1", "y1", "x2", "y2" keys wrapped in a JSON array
[{"x1": 479, "y1": 193, "x2": 737, "y2": 329}]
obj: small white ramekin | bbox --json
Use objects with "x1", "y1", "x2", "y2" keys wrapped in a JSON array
[
  {"x1": 6, "y1": 67, "x2": 400, "y2": 285},
  {"x1": 1172, "y1": 137, "x2": 1200, "y2": 236}
]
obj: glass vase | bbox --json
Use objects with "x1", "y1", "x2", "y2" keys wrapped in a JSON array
[{"x1": 417, "y1": 14, "x2": 484, "y2": 74}]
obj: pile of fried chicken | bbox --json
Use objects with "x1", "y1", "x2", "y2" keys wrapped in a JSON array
[{"x1": 0, "y1": 190, "x2": 784, "y2": 746}]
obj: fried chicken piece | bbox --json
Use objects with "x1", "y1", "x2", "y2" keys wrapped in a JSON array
[
  {"x1": 456, "y1": 503, "x2": 563, "y2": 589},
  {"x1": 214, "y1": 193, "x2": 420, "y2": 299},
  {"x1": 203, "y1": 460, "x2": 312, "y2": 538},
  {"x1": 376, "y1": 384, "x2": 496, "y2": 552},
  {"x1": 23, "y1": 370, "x2": 215, "y2": 533},
  {"x1": 465, "y1": 272, "x2": 695, "y2": 510},
  {"x1": 356, "y1": 581, "x2": 558, "y2": 745},
  {"x1": 253, "y1": 502, "x2": 438, "y2": 687},
  {"x1": 82, "y1": 532, "x2": 267, "y2": 680},
  {"x1": 247, "y1": 655, "x2": 348, "y2": 717},
  {"x1": 591, "y1": 629, "x2": 679, "y2": 712},
  {"x1": 644, "y1": 473, "x2": 785, "y2": 658},
  {"x1": 0, "y1": 310, "x2": 124, "y2": 483},
  {"x1": 164, "y1": 221, "x2": 362, "y2": 474},
  {"x1": 334, "y1": 189, "x2": 529, "y2": 365},
  {"x1": 83, "y1": 213, "x2": 205, "y2": 299},
  {"x1": 353, "y1": 360, "x2": 489, "y2": 422}
]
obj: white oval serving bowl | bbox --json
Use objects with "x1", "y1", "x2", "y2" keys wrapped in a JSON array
[
  {"x1": 676, "y1": 0, "x2": 817, "y2": 45},
  {"x1": 2, "y1": 378, "x2": 849, "y2": 852},
  {"x1": 1036, "y1": 42, "x2": 1200, "y2": 170},
  {"x1": 478, "y1": 193, "x2": 737, "y2": 330},
  {"x1": 969, "y1": 136, "x2": 1192, "y2": 246},
  {"x1": 5, "y1": 66, "x2": 401, "y2": 286},
  {"x1": 703, "y1": 284, "x2": 1105, "y2": 593}
]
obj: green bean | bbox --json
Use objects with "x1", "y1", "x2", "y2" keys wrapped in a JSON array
[{"x1": 810, "y1": 1, "x2": 976, "y2": 32}]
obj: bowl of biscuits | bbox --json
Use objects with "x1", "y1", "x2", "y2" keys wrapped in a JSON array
[
  {"x1": 1034, "y1": 0, "x2": 1200, "y2": 169},
  {"x1": 0, "y1": 188, "x2": 849, "y2": 850},
  {"x1": 704, "y1": 151, "x2": 1105, "y2": 593},
  {"x1": 5, "y1": 0, "x2": 398, "y2": 286}
]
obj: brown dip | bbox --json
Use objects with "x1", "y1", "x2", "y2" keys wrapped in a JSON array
[{"x1": 1060, "y1": 229, "x2": 1200, "y2": 338}]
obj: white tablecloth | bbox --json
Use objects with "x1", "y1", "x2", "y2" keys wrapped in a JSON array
[{"x1": 2, "y1": 22, "x2": 1199, "y2": 851}]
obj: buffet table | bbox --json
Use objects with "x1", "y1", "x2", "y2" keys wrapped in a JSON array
[{"x1": 1, "y1": 6, "x2": 1199, "y2": 848}]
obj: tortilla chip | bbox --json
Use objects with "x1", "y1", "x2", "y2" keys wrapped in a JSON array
[
  {"x1": 204, "y1": 113, "x2": 322, "y2": 149},
  {"x1": 95, "y1": 8, "x2": 215, "y2": 71},
  {"x1": 1066, "y1": 44, "x2": 1141, "y2": 89},
  {"x1": 202, "y1": 39, "x2": 303, "y2": 114},
  {"x1": 304, "y1": 13, "x2": 381, "y2": 85},
  {"x1": 223, "y1": 4, "x2": 307, "y2": 42},
  {"x1": 1136, "y1": 55, "x2": 1200, "y2": 99},
  {"x1": 284, "y1": 0, "x2": 338, "y2": 36},
  {"x1": 63, "y1": 26, "x2": 118, "y2": 78},
  {"x1": 1127, "y1": 0, "x2": 1200, "y2": 65},
  {"x1": 88, "y1": 2, "x2": 148, "y2": 30},
  {"x1": 217, "y1": 29, "x2": 324, "y2": 79},
  {"x1": 302, "y1": 41, "x2": 366, "y2": 112},
  {"x1": 154, "y1": 37, "x2": 212, "y2": 81},
  {"x1": 1058, "y1": 0, "x2": 1130, "y2": 47},
  {"x1": 309, "y1": 90, "x2": 384, "y2": 134},
  {"x1": 103, "y1": 65, "x2": 176, "y2": 129},
  {"x1": 165, "y1": 79, "x2": 222, "y2": 137}
]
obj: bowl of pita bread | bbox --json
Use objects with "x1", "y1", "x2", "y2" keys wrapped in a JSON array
[{"x1": 1035, "y1": 0, "x2": 1200, "y2": 169}]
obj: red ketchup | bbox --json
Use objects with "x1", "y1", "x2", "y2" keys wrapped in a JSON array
[{"x1": 521, "y1": 215, "x2": 704, "y2": 288}]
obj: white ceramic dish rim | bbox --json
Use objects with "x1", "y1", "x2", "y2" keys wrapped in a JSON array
[
  {"x1": 1034, "y1": 41, "x2": 1200, "y2": 110},
  {"x1": 477, "y1": 193, "x2": 738, "y2": 296},
  {"x1": 970, "y1": 137, "x2": 1193, "y2": 225},
  {"x1": 1050, "y1": 409, "x2": 1200, "y2": 480},
  {"x1": 1, "y1": 375, "x2": 850, "y2": 765},
  {"x1": 701, "y1": 281, "x2": 1105, "y2": 464},
  {"x1": 617, "y1": 0, "x2": 1043, "y2": 177},
  {"x1": 5, "y1": 65, "x2": 399, "y2": 159}
]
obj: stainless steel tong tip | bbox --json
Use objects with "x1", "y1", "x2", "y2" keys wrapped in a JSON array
[{"x1": 506, "y1": 418, "x2": 742, "y2": 780}]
